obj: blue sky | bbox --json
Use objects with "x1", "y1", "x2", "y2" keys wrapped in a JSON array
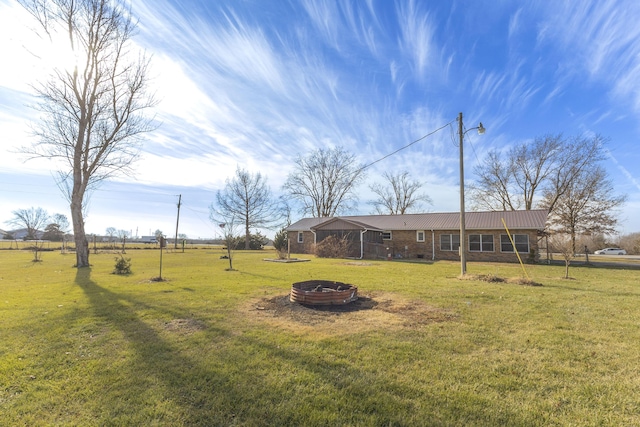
[{"x1": 1, "y1": 0, "x2": 639, "y2": 239}]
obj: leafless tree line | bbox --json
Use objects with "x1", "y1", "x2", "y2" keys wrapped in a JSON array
[
  {"x1": 469, "y1": 134, "x2": 626, "y2": 252},
  {"x1": 5, "y1": 207, "x2": 69, "y2": 241},
  {"x1": 209, "y1": 147, "x2": 433, "y2": 248}
]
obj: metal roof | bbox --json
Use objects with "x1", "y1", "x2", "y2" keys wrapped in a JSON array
[
  {"x1": 286, "y1": 209, "x2": 548, "y2": 232},
  {"x1": 311, "y1": 217, "x2": 384, "y2": 232}
]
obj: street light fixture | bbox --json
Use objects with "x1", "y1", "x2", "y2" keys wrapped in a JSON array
[{"x1": 458, "y1": 112, "x2": 485, "y2": 276}]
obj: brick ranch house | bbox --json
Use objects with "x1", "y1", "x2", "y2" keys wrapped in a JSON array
[{"x1": 286, "y1": 209, "x2": 548, "y2": 262}]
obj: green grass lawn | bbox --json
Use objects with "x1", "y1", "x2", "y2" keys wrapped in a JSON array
[{"x1": 1, "y1": 248, "x2": 639, "y2": 426}]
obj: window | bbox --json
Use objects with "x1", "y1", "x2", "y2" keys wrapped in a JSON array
[
  {"x1": 416, "y1": 231, "x2": 425, "y2": 242},
  {"x1": 440, "y1": 234, "x2": 460, "y2": 251},
  {"x1": 500, "y1": 234, "x2": 529, "y2": 253},
  {"x1": 381, "y1": 231, "x2": 392, "y2": 240},
  {"x1": 469, "y1": 234, "x2": 494, "y2": 252},
  {"x1": 297, "y1": 232, "x2": 303, "y2": 243}
]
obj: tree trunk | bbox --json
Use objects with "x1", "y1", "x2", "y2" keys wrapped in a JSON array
[
  {"x1": 245, "y1": 218, "x2": 250, "y2": 250},
  {"x1": 71, "y1": 197, "x2": 89, "y2": 267}
]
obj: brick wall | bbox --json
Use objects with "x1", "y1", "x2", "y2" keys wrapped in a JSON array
[
  {"x1": 288, "y1": 229, "x2": 540, "y2": 263},
  {"x1": 382, "y1": 230, "x2": 432, "y2": 259},
  {"x1": 287, "y1": 231, "x2": 315, "y2": 254},
  {"x1": 383, "y1": 229, "x2": 539, "y2": 262}
]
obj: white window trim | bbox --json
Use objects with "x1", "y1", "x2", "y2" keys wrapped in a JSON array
[
  {"x1": 469, "y1": 234, "x2": 495, "y2": 252},
  {"x1": 416, "y1": 230, "x2": 425, "y2": 242},
  {"x1": 500, "y1": 234, "x2": 530, "y2": 253},
  {"x1": 440, "y1": 234, "x2": 460, "y2": 251},
  {"x1": 297, "y1": 231, "x2": 303, "y2": 243}
]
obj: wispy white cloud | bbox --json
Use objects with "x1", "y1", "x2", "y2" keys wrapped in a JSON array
[
  {"x1": 471, "y1": 63, "x2": 540, "y2": 114},
  {"x1": 471, "y1": 71, "x2": 506, "y2": 103},
  {"x1": 300, "y1": 0, "x2": 341, "y2": 51},
  {"x1": 131, "y1": 0, "x2": 448, "y2": 191},
  {"x1": 607, "y1": 150, "x2": 640, "y2": 193},
  {"x1": 3, "y1": 0, "x2": 640, "y2": 233},
  {"x1": 395, "y1": 0, "x2": 438, "y2": 83},
  {"x1": 537, "y1": 0, "x2": 640, "y2": 113},
  {"x1": 508, "y1": 8, "x2": 523, "y2": 40}
]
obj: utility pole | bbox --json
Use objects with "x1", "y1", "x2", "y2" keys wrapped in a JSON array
[
  {"x1": 174, "y1": 194, "x2": 182, "y2": 249},
  {"x1": 457, "y1": 113, "x2": 485, "y2": 276},
  {"x1": 458, "y1": 112, "x2": 467, "y2": 276}
]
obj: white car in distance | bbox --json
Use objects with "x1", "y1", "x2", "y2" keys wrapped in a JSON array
[{"x1": 594, "y1": 247, "x2": 627, "y2": 255}]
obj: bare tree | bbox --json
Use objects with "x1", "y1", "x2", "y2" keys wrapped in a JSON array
[
  {"x1": 6, "y1": 207, "x2": 50, "y2": 240},
  {"x1": 541, "y1": 165, "x2": 626, "y2": 254},
  {"x1": 211, "y1": 167, "x2": 280, "y2": 250},
  {"x1": 216, "y1": 218, "x2": 240, "y2": 271},
  {"x1": 116, "y1": 229, "x2": 129, "y2": 252},
  {"x1": 550, "y1": 233, "x2": 575, "y2": 279},
  {"x1": 469, "y1": 150, "x2": 519, "y2": 211},
  {"x1": 512, "y1": 135, "x2": 564, "y2": 210},
  {"x1": 470, "y1": 134, "x2": 615, "y2": 221},
  {"x1": 18, "y1": 0, "x2": 156, "y2": 268},
  {"x1": 617, "y1": 232, "x2": 640, "y2": 255},
  {"x1": 52, "y1": 213, "x2": 70, "y2": 234},
  {"x1": 542, "y1": 134, "x2": 607, "y2": 214},
  {"x1": 277, "y1": 195, "x2": 293, "y2": 228},
  {"x1": 369, "y1": 171, "x2": 432, "y2": 215},
  {"x1": 116, "y1": 229, "x2": 130, "y2": 239},
  {"x1": 105, "y1": 227, "x2": 117, "y2": 245},
  {"x1": 283, "y1": 147, "x2": 366, "y2": 217},
  {"x1": 470, "y1": 135, "x2": 563, "y2": 211}
]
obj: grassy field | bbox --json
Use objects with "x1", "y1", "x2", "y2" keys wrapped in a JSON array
[{"x1": 1, "y1": 248, "x2": 639, "y2": 426}]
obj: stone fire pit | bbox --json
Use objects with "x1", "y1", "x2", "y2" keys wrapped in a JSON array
[{"x1": 290, "y1": 280, "x2": 358, "y2": 306}]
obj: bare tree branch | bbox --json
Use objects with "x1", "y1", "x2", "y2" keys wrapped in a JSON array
[
  {"x1": 5, "y1": 207, "x2": 50, "y2": 240},
  {"x1": 283, "y1": 147, "x2": 366, "y2": 217},
  {"x1": 542, "y1": 165, "x2": 626, "y2": 253},
  {"x1": 18, "y1": 0, "x2": 156, "y2": 267},
  {"x1": 469, "y1": 149, "x2": 520, "y2": 211},
  {"x1": 211, "y1": 167, "x2": 280, "y2": 250},
  {"x1": 368, "y1": 171, "x2": 432, "y2": 215}
]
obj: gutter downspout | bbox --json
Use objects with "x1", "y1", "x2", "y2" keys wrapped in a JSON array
[
  {"x1": 310, "y1": 230, "x2": 317, "y2": 246},
  {"x1": 359, "y1": 229, "x2": 366, "y2": 259},
  {"x1": 431, "y1": 229, "x2": 435, "y2": 261}
]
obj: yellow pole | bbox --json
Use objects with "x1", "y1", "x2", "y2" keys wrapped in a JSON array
[{"x1": 501, "y1": 218, "x2": 530, "y2": 280}]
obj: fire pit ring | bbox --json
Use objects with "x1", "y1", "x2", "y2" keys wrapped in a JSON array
[{"x1": 290, "y1": 280, "x2": 358, "y2": 306}]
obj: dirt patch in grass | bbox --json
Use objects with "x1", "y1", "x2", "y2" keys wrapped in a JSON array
[
  {"x1": 460, "y1": 274, "x2": 543, "y2": 286},
  {"x1": 241, "y1": 291, "x2": 457, "y2": 335},
  {"x1": 505, "y1": 277, "x2": 543, "y2": 286},
  {"x1": 163, "y1": 318, "x2": 207, "y2": 334}
]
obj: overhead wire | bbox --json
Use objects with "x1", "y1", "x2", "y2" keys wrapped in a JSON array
[
  {"x1": 357, "y1": 118, "x2": 456, "y2": 173},
  {"x1": 463, "y1": 123, "x2": 485, "y2": 166},
  {"x1": 3, "y1": 116, "x2": 463, "y2": 235}
]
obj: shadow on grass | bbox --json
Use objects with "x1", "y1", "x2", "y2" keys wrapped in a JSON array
[
  {"x1": 73, "y1": 267, "x2": 240, "y2": 424},
  {"x1": 238, "y1": 270, "x2": 289, "y2": 282},
  {"x1": 546, "y1": 259, "x2": 640, "y2": 270},
  {"x1": 224, "y1": 329, "x2": 535, "y2": 426},
  {"x1": 71, "y1": 268, "x2": 536, "y2": 425},
  {"x1": 543, "y1": 281, "x2": 640, "y2": 298}
]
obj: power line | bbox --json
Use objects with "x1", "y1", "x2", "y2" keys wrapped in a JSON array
[
  {"x1": 358, "y1": 119, "x2": 456, "y2": 173},
  {"x1": 463, "y1": 123, "x2": 484, "y2": 166}
]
